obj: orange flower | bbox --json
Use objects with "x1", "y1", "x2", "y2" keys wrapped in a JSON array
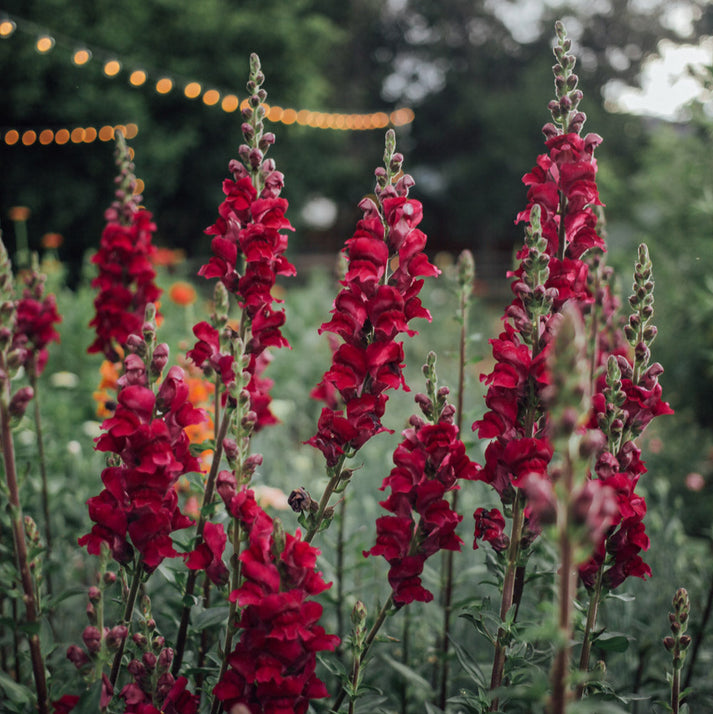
[
  {"x1": 8, "y1": 206, "x2": 30, "y2": 221},
  {"x1": 150, "y1": 247, "x2": 186, "y2": 267},
  {"x1": 98, "y1": 359, "x2": 121, "y2": 391},
  {"x1": 41, "y1": 232, "x2": 64, "y2": 249},
  {"x1": 169, "y1": 281, "x2": 197, "y2": 306}
]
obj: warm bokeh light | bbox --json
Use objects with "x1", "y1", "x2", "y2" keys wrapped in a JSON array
[
  {"x1": 36, "y1": 35, "x2": 54, "y2": 53},
  {"x1": 156, "y1": 77, "x2": 173, "y2": 94},
  {"x1": 41, "y1": 232, "x2": 64, "y2": 249},
  {"x1": 268, "y1": 105, "x2": 283, "y2": 122},
  {"x1": 129, "y1": 69, "x2": 147, "y2": 86},
  {"x1": 134, "y1": 178, "x2": 145, "y2": 195},
  {"x1": 125, "y1": 123, "x2": 139, "y2": 139},
  {"x1": 4, "y1": 130, "x2": 19, "y2": 145},
  {"x1": 73, "y1": 48, "x2": 91, "y2": 65},
  {"x1": 221, "y1": 94, "x2": 239, "y2": 112},
  {"x1": 184, "y1": 82, "x2": 201, "y2": 99},
  {"x1": 202, "y1": 89, "x2": 220, "y2": 106},
  {"x1": 39, "y1": 129, "x2": 54, "y2": 144},
  {"x1": 70, "y1": 127, "x2": 85, "y2": 143},
  {"x1": 103, "y1": 59, "x2": 121, "y2": 77},
  {"x1": 282, "y1": 108, "x2": 297, "y2": 125},
  {"x1": 22, "y1": 130, "x2": 37, "y2": 146},
  {"x1": 83, "y1": 127, "x2": 97, "y2": 142},
  {"x1": 98, "y1": 125, "x2": 114, "y2": 141},
  {"x1": 168, "y1": 281, "x2": 198, "y2": 307},
  {"x1": 0, "y1": 19, "x2": 17, "y2": 38},
  {"x1": 55, "y1": 129, "x2": 70, "y2": 144}
]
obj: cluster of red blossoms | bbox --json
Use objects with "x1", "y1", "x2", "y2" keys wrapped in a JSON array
[
  {"x1": 309, "y1": 135, "x2": 439, "y2": 467},
  {"x1": 214, "y1": 478, "x2": 339, "y2": 713},
  {"x1": 193, "y1": 154, "x2": 294, "y2": 431},
  {"x1": 12, "y1": 267, "x2": 62, "y2": 378},
  {"x1": 79, "y1": 356, "x2": 206, "y2": 571},
  {"x1": 367, "y1": 402, "x2": 478, "y2": 605},
  {"x1": 88, "y1": 135, "x2": 161, "y2": 361}
]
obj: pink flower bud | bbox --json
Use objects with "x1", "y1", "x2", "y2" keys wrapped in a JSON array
[
  {"x1": 88, "y1": 586, "x2": 101, "y2": 603},
  {"x1": 158, "y1": 647, "x2": 174, "y2": 672},
  {"x1": 132, "y1": 632, "x2": 147, "y2": 647},
  {"x1": 82, "y1": 626, "x2": 102, "y2": 653},
  {"x1": 142, "y1": 651, "x2": 157, "y2": 670},
  {"x1": 9, "y1": 386, "x2": 34, "y2": 418},
  {"x1": 66, "y1": 644, "x2": 90, "y2": 669},
  {"x1": 106, "y1": 625, "x2": 128, "y2": 651}
]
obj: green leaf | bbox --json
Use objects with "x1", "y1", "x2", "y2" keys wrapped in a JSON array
[
  {"x1": 0, "y1": 670, "x2": 33, "y2": 705},
  {"x1": 449, "y1": 636, "x2": 486, "y2": 688},
  {"x1": 380, "y1": 654, "x2": 432, "y2": 692},
  {"x1": 72, "y1": 681, "x2": 103, "y2": 714},
  {"x1": 189, "y1": 440, "x2": 215, "y2": 457},
  {"x1": 193, "y1": 606, "x2": 230, "y2": 631},
  {"x1": 592, "y1": 633, "x2": 630, "y2": 653}
]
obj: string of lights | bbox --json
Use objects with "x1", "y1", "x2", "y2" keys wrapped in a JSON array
[{"x1": 0, "y1": 12, "x2": 415, "y2": 135}]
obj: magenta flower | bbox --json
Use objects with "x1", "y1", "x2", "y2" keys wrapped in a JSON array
[
  {"x1": 214, "y1": 483, "x2": 339, "y2": 713},
  {"x1": 79, "y1": 357, "x2": 206, "y2": 571},
  {"x1": 309, "y1": 132, "x2": 439, "y2": 467},
  {"x1": 366, "y1": 399, "x2": 477, "y2": 605},
  {"x1": 184, "y1": 520, "x2": 229, "y2": 586},
  {"x1": 88, "y1": 135, "x2": 161, "y2": 361}
]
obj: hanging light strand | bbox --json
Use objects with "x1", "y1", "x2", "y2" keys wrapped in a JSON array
[{"x1": 0, "y1": 12, "x2": 415, "y2": 131}]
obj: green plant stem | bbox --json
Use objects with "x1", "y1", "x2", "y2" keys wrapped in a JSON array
[
  {"x1": 305, "y1": 456, "x2": 347, "y2": 544},
  {"x1": 0, "y1": 377, "x2": 49, "y2": 714},
  {"x1": 576, "y1": 564, "x2": 604, "y2": 698},
  {"x1": 108, "y1": 558, "x2": 143, "y2": 692},
  {"x1": 437, "y1": 279, "x2": 469, "y2": 708},
  {"x1": 172, "y1": 408, "x2": 230, "y2": 676},
  {"x1": 195, "y1": 576, "x2": 211, "y2": 694},
  {"x1": 30, "y1": 371, "x2": 53, "y2": 598},
  {"x1": 489, "y1": 489, "x2": 525, "y2": 711},
  {"x1": 336, "y1": 498, "x2": 346, "y2": 648},
  {"x1": 211, "y1": 518, "x2": 243, "y2": 714},
  {"x1": 683, "y1": 568, "x2": 713, "y2": 693},
  {"x1": 672, "y1": 666, "x2": 681, "y2": 714},
  {"x1": 331, "y1": 594, "x2": 395, "y2": 713}
]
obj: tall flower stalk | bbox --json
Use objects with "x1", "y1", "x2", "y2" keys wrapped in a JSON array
[
  {"x1": 0, "y1": 236, "x2": 49, "y2": 714},
  {"x1": 303, "y1": 129, "x2": 439, "y2": 541},
  {"x1": 472, "y1": 23, "x2": 607, "y2": 708}
]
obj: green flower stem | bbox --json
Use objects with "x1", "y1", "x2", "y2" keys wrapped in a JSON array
[
  {"x1": 304, "y1": 455, "x2": 347, "y2": 544},
  {"x1": 0, "y1": 368, "x2": 49, "y2": 714},
  {"x1": 336, "y1": 498, "x2": 347, "y2": 646},
  {"x1": 211, "y1": 518, "x2": 244, "y2": 714},
  {"x1": 172, "y1": 406, "x2": 230, "y2": 676},
  {"x1": 489, "y1": 489, "x2": 525, "y2": 711},
  {"x1": 30, "y1": 370, "x2": 53, "y2": 598},
  {"x1": 683, "y1": 570, "x2": 713, "y2": 692},
  {"x1": 108, "y1": 556, "x2": 144, "y2": 691},
  {"x1": 577, "y1": 564, "x2": 604, "y2": 698},
  {"x1": 331, "y1": 594, "x2": 395, "y2": 713}
]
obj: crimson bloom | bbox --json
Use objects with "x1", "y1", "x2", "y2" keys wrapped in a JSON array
[
  {"x1": 79, "y1": 356, "x2": 206, "y2": 571},
  {"x1": 88, "y1": 134, "x2": 161, "y2": 361},
  {"x1": 309, "y1": 132, "x2": 439, "y2": 467},
  {"x1": 367, "y1": 392, "x2": 477, "y2": 605},
  {"x1": 214, "y1": 482, "x2": 339, "y2": 713}
]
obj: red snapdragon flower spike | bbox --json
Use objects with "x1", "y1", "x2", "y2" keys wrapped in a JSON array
[
  {"x1": 12, "y1": 285, "x2": 62, "y2": 377},
  {"x1": 214, "y1": 483, "x2": 339, "y2": 714},
  {"x1": 473, "y1": 508, "x2": 509, "y2": 552},
  {"x1": 79, "y1": 361, "x2": 206, "y2": 571},
  {"x1": 309, "y1": 136, "x2": 439, "y2": 466},
  {"x1": 366, "y1": 412, "x2": 478, "y2": 605},
  {"x1": 51, "y1": 695, "x2": 80, "y2": 713},
  {"x1": 185, "y1": 520, "x2": 229, "y2": 586},
  {"x1": 89, "y1": 135, "x2": 162, "y2": 361}
]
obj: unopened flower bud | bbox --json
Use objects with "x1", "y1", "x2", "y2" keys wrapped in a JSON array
[
  {"x1": 142, "y1": 651, "x2": 157, "y2": 670},
  {"x1": 351, "y1": 600, "x2": 367, "y2": 629},
  {"x1": 150, "y1": 343, "x2": 169, "y2": 378},
  {"x1": 127, "y1": 659, "x2": 146, "y2": 679},
  {"x1": 152, "y1": 634, "x2": 164, "y2": 650},
  {"x1": 132, "y1": 633, "x2": 147, "y2": 648},
  {"x1": 66, "y1": 644, "x2": 91, "y2": 670},
  {"x1": 104, "y1": 571, "x2": 117, "y2": 585},
  {"x1": 9, "y1": 386, "x2": 33, "y2": 418},
  {"x1": 125, "y1": 333, "x2": 146, "y2": 356},
  {"x1": 86, "y1": 602, "x2": 96, "y2": 623},
  {"x1": 158, "y1": 647, "x2": 174, "y2": 672},
  {"x1": 106, "y1": 625, "x2": 128, "y2": 651},
  {"x1": 82, "y1": 626, "x2": 102, "y2": 653},
  {"x1": 288, "y1": 486, "x2": 314, "y2": 513},
  {"x1": 156, "y1": 672, "x2": 176, "y2": 698},
  {"x1": 88, "y1": 586, "x2": 101, "y2": 603}
]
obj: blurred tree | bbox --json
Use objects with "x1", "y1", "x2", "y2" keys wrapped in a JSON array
[{"x1": 0, "y1": 0, "x2": 710, "y2": 285}]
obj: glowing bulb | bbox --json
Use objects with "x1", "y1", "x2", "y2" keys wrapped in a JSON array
[
  {"x1": 73, "y1": 49, "x2": 91, "y2": 65},
  {"x1": 39, "y1": 129, "x2": 54, "y2": 145},
  {"x1": 98, "y1": 125, "x2": 114, "y2": 141},
  {"x1": 4, "y1": 130, "x2": 19, "y2": 145},
  {"x1": 221, "y1": 94, "x2": 239, "y2": 112},
  {"x1": 36, "y1": 35, "x2": 54, "y2": 53},
  {"x1": 104, "y1": 60, "x2": 121, "y2": 77},
  {"x1": 0, "y1": 19, "x2": 17, "y2": 38},
  {"x1": 155, "y1": 77, "x2": 173, "y2": 94},
  {"x1": 129, "y1": 70, "x2": 147, "y2": 86},
  {"x1": 202, "y1": 89, "x2": 220, "y2": 106},
  {"x1": 70, "y1": 128, "x2": 85, "y2": 143},
  {"x1": 184, "y1": 82, "x2": 201, "y2": 99},
  {"x1": 84, "y1": 127, "x2": 97, "y2": 142},
  {"x1": 55, "y1": 129, "x2": 70, "y2": 145}
]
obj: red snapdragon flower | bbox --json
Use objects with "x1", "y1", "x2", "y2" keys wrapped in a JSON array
[
  {"x1": 88, "y1": 136, "x2": 161, "y2": 361},
  {"x1": 196, "y1": 115, "x2": 295, "y2": 431},
  {"x1": 308, "y1": 138, "x2": 439, "y2": 467},
  {"x1": 13, "y1": 289, "x2": 61, "y2": 377},
  {"x1": 79, "y1": 358, "x2": 206, "y2": 571},
  {"x1": 366, "y1": 408, "x2": 477, "y2": 605},
  {"x1": 214, "y1": 482, "x2": 339, "y2": 713}
]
